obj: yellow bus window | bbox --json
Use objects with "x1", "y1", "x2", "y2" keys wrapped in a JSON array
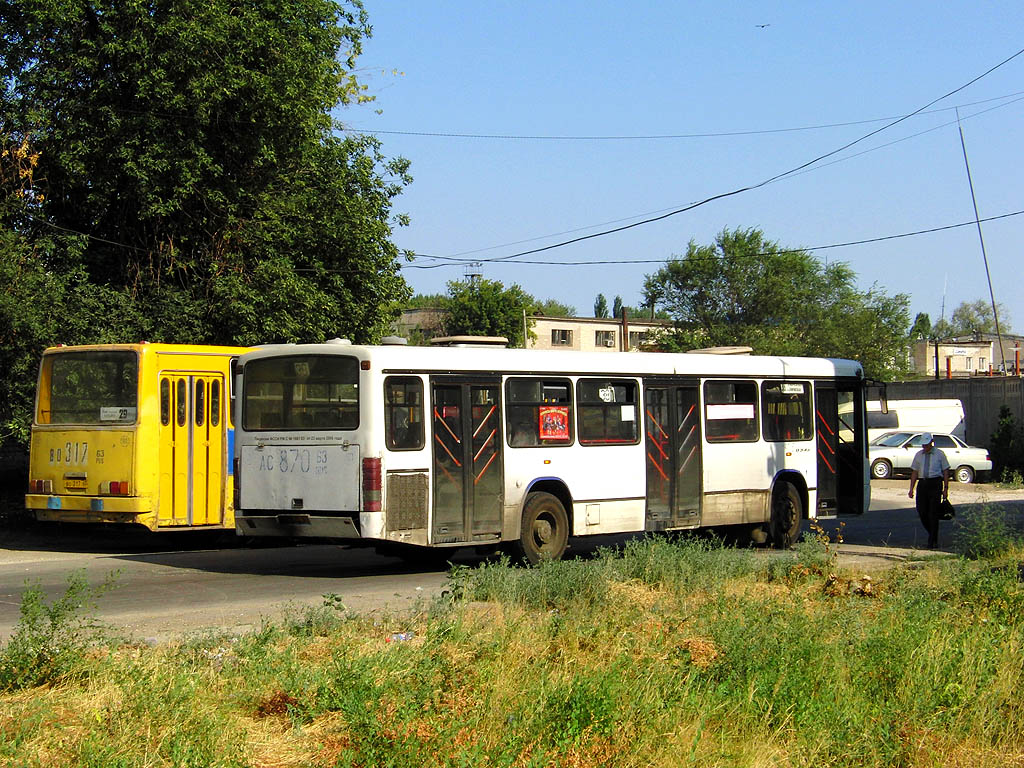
[
  {"x1": 211, "y1": 380, "x2": 221, "y2": 427},
  {"x1": 176, "y1": 379, "x2": 187, "y2": 427},
  {"x1": 160, "y1": 378, "x2": 171, "y2": 426},
  {"x1": 195, "y1": 380, "x2": 205, "y2": 427}
]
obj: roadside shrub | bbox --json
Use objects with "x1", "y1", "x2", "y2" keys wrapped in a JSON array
[
  {"x1": 0, "y1": 570, "x2": 117, "y2": 691},
  {"x1": 953, "y1": 503, "x2": 1023, "y2": 559}
]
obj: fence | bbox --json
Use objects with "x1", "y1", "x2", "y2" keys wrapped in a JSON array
[{"x1": 885, "y1": 377, "x2": 1024, "y2": 447}]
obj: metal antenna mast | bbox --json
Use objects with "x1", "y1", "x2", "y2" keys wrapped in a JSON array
[{"x1": 956, "y1": 109, "x2": 1006, "y2": 373}]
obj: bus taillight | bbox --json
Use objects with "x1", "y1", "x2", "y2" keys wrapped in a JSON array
[
  {"x1": 28, "y1": 479, "x2": 53, "y2": 493},
  {"x1": 362, "y1": 457, "x2": 382, "y2": 512},
  {"x1": 100, "y1": 481, "x2": 130, "y2": 495}
]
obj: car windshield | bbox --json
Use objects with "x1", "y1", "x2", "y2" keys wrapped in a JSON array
[{"x1": 873, "y1": 432, "x2": 912, "y2": 447}]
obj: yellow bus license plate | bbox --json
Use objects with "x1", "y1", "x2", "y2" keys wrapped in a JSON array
[{"x1": 64, "y1": 478, "x2": 87, "y2": 490}]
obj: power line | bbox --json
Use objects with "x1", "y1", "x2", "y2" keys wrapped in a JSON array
[
  {"x1": 401, "y1": 208, "x2": 1024, "y2": 269},
  {"x1": 401, "y1": 46, "x2": 1024, "y2": 266},
  {"x1": 411, "y1": 94, "x2": 1024, "y2": 261},
  {"x1": 341, "y1": 90, "x2": 1024, "y2": 142}
]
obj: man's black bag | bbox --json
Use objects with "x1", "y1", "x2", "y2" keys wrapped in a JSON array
[{"x1": 939, "y1": 499, "x2": 956, "y2": 520}]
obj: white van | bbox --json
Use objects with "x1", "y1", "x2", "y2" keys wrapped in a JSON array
[{"x1": 867, "y1": 399, "x2": 965, "y2": 443}]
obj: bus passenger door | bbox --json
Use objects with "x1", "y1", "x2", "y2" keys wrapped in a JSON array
[
  {"x1": 814, "y1": 385, "x2": 840, "y2": 516},
  {"x1": 644, "y1": 381, "x2": 701, "y2": 530},
  {"x1": 431, "y1": 378, "x2": 503, "y2": 544},
  {"x1": 816, "y1": 381, "x2": 866, "y2": 516},
  {"x1": 158, "y1": 373, "x2": 226, "y2": 526}
]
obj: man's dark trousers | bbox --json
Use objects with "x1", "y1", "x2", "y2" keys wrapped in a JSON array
[{"x1": 916, "y1": 477, "x2": 943, "y2": 548}]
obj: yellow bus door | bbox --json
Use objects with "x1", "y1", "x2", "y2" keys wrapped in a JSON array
[{"x1": 158, "y1": 373, "x2": 226, "y2": 526}]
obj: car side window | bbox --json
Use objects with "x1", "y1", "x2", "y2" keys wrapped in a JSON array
[
  {"x1": 907, "y1": 434, "x2": 928, "y2": 447},
  {"x1": 933, "y1": 435, "x2": 956, "y2": 448}
]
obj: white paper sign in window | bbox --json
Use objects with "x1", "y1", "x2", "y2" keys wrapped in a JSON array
[{"x1": 706, "y1": 404, "x2": 755, "y2": 420}]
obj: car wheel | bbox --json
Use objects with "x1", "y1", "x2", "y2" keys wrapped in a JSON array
[
  {"x1": 871, "y1": 459, "x2": 892, "y2": 480},
  {"x1": 955, "y1": 465, "x2": 975, "y2": 484}
]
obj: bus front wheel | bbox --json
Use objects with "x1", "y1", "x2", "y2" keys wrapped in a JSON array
[
  {"x1": 770, "y1": 481, "x2": 803, "y2": 549},
  {"x1": 517, "y1": 492, "x2": 569, "y2": 565}
]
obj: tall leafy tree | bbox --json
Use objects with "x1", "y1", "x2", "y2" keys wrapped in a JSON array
[
  {"x1": 909, "y1": 312, "x2": 932, "y2": 340},
  {"x1": 933, "y1": 300, "x2": 1011, "y2": 339},
  {"x1": 0, "y1": 0, "x2": 410, "y2": 345},
  {"x1": 441, "y1": 278, "x2": 534, "y2": 347},
  {"x1": 612, "y1": 295, "x2": 624, "y2": 319},
  {"x1": 533, "y1": 298, "x2": 576, "y2": 317},
  {"x1": 0, "y1": 0, "x2": 410, "y2": 445},
  {"x1": 593, "y1": 293, "x2": 609, "y2": 318},
  {"x1": 643, "y1": 228, "x2": 911, "y2": 379}
]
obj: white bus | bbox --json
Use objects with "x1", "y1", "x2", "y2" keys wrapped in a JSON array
[{"x1": 233, "y1": 340, "x2": 869, "y2": 562}]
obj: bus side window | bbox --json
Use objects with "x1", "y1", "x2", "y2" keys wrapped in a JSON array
[
  {"x1": 384, "y1": 377, "x2": 424, "y2": 451},
  {"x1": 704, "y1": 380, "x2": 758, "y2": 442},
  {"x1": 761, "y1": 381, "x2": 811, "y2": 442},
  {"x1": 506, "y1": 378, "x2": 573, "y2": 447},
  {"x1": 577, "y1": 378, "x2": 638, "y2": 445},
  {"x1": 160, "y1": 378, "x2": 171, "y2": 426}
]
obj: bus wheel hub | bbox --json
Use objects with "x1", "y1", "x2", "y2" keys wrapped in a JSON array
[{"x1": 534, "y1": 519, "x2": 553, "y2": 543}]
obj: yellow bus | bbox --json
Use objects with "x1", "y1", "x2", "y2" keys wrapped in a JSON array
[{"x1": 26, "y1": 343, "x2": 251, "y2": 531}]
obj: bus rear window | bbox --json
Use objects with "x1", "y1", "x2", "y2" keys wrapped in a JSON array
[
  {"x1": 38, "y1": 351, "x2": 139, "y2": 425},
  {"x1": 243, "y1": 355, "x2": 359, "y2": 431}
]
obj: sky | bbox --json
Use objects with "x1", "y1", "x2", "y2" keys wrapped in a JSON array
[{"x1": 341, "y1": 1, "x2": 1023, "y2": 337}]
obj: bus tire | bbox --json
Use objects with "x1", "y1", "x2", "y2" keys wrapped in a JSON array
[
  {"x1": 770, "y1": 481, "x2": 802, "y2": 549},
  {"x1": 517, "y1": 492, "x2": 569, "y2": 565}
]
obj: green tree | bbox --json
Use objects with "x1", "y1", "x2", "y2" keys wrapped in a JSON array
[
  {"x1": 442, "y1": 278, "x2": 534, "y2": 347},
  {"x1": 533, "y1": 298, "x2": 576, "y2": 317},
  {"x1": 643, "y1": 228, "x2": 911, "y2": 379},
  {"x1": 0, "y1": 0, "x2": 410, "y2": 444},
  {"x1": 910, "y1": 312, "x2": 932, "y2": 340},
  {"x1": 935, "y1": 300, "x2": 1012, "y2": 338},
  {"x1": 612, "y1": 295, "x2": 623, "y2": 318},
  {"x1": 593, "y1": 294, "x2": 609, "y2": 318},
  {"x1": 989, "y1": 405, "x2": 1024, "y2": 478}
]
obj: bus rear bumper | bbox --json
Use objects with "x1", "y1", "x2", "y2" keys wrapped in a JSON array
[
  {"x1": 236, "y1": 514, "x2": 361, "y2": 539},
  {"x1": 26, "y1": 494, "x2": 154, "y2": 526}
]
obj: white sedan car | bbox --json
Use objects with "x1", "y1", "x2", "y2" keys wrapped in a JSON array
[{"x1": 869, "y1": 431, "x2": 992, "y2": 483}]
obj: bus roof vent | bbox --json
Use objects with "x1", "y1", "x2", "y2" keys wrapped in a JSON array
[
  {"x1": 685, "y1": 346, "x2": 753, "y2": 355},
  {"x1": 430, "y1": 335, "x2": 509, "y2": 348},
  {"x1": 327, "y1": 337, "x2": 353, "y2": 345},
  {"x1": 380, "y1": 335, "x2": 408, "y2": 346}
]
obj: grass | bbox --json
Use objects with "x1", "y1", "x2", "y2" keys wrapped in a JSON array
[{"x1": 1, "y1": 524, "x2": 1023, "y2": 767}]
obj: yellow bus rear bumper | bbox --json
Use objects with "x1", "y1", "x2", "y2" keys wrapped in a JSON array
[{"x1": 26, "y1": 494, "x2": 154, "y2": 527}]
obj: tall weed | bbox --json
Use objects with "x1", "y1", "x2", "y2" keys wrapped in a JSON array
[
  {"x1": 953, "y1": 502, "x2": 1023, "y2": 559},
  {"x1": 0, "y1": 569, "x2": 117, "y2": 691}
]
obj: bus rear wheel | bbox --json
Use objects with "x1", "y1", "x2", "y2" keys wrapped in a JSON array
[
  {"x1": 770, "y1": 481, "x2": 803, "y2": 549},
  {"x1": 517, "y1": 492, "x2": 569, "y2": 565}
]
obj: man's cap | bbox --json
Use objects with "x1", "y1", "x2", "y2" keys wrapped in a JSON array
[{"x1": 922, "y1": 432, "x2": 933, "y2": 444}]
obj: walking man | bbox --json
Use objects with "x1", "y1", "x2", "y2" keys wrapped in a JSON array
[{"x1": 908, "y1": 432, "x2": 951, "y2": 549}]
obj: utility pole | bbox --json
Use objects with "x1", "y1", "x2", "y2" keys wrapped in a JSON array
[{"x1": 957, "y1": 110, "x2": 1006, "y2": 373}]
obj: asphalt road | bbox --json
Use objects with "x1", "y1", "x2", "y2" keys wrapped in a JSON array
[{"x1": 1, "y1": 479, "x2": 1022, "y2": 643}]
